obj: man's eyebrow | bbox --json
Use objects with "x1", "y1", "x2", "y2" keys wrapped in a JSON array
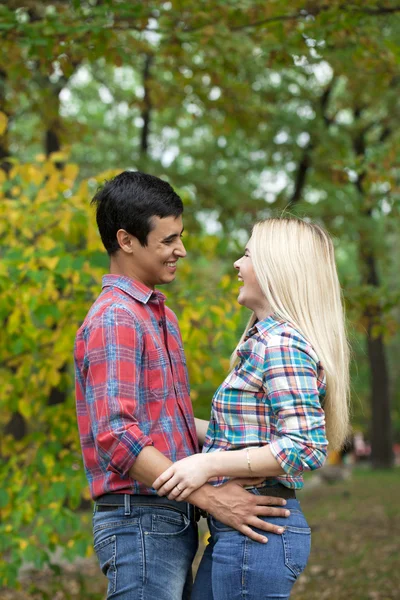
[
  {"x1": 245, "y1": 247, "x2": 250, "y2": 253},
  {"x1": 162, "y1": 227, "x2": 184, "y2": 242}
]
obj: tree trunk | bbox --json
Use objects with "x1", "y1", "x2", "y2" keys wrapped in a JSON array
[
  {"x1": 0, "y1": 68, "x2": 11, "y2": 173},
  {"x1": 140, "y1": 54, "x2": 153, "y2": 157},
  {"x1": 353, "y1": 110, "x2": 394, "y2": 469},
  {"x1": 367, "y1": 327, "x2": 393, "y2": 468},
  {"x1": 359, "y1": 225, "x2": 394, "y2": 468}
]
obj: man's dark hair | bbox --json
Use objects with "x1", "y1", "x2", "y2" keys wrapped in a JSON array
[{"x1": 91, "y1": 171, "x2": 184, "y2": 254}]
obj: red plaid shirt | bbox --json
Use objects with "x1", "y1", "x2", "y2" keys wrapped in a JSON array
[{"x1": 74, "y1": 275, "x2": 198, "y2": 500}]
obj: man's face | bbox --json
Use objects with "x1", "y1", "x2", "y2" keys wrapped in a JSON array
[{"x1": 127, "y1": 215, "x2": 186, "y2": 289}]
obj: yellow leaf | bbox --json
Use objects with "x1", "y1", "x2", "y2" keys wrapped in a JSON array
[
  {"x1": 45, "y1": 173, "x2": 60, "y2": 195},
  {"x1": 41, "y1": 256, "x2": 59, "y2": 270},
  {"x1": 11, "y1": 186, "x2": 21, "y2": 196},
  {"x1": 18, "y1": 399, "x2": 32, "y2": 419},
  {"x1": 49, "y1": 151, "x2": 68, "y2": 163},
  {"x1": 0, "y1": 112, "x2": 7, "y2": 136},
  {"x1": 43, "y1": 455, "x2": 55, "y2": 471},
  {"x1": 221, "y1": 274, "x2": 231, "y2": 289},
  {"x1": 63, "y1": 163, "x2": 79, "y2": 183},
  {"x1": 9, "y1": 165, "x2": 19, "y2": 180},
  {"x1": 40, "y1": 237, "x2": 57, "y2": 251},
  {"x1": 27, "y1": 165, "x2": 44, "y2": 186}
]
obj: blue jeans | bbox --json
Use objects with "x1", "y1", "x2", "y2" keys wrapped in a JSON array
[
  {"x1": 192, "y1": 498, "x2": 310, "y2": 600},
  {"x1": 92, "y1": 500, "x2": 198, "y2": 599}
]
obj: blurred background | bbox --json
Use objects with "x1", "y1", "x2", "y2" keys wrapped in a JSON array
[{"x1": 0, "y1": 1, "x2": 399, "y2": 599}]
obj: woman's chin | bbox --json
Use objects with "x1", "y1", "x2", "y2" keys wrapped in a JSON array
[{"x1": 237, "y1": 292, "x2": 248, "y2": 308}]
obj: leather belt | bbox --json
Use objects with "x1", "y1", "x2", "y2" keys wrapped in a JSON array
[
  {"x1": 255, "y1": 484, "x2": 296, "y2": 499},
  {"x1": 95, "y1": 493, "x2": 204, "y2": 521}
]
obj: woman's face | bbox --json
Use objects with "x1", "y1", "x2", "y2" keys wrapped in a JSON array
[{"x1": 234, "y1": 238, "x2": 271, "y2": 319}]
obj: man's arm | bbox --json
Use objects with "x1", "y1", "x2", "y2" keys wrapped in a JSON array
[
  {"x1": 129, "y1": 446, "x2": 289, "y2": 543},
  {"x1": 85, "y1": 308, "x2": 154, "y2": 478}
]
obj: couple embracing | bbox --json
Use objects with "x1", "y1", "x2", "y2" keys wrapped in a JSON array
[{"x1": 74, "y1": 171, "x2": 349, "y2": 600}]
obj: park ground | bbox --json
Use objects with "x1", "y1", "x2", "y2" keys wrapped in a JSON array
[{"x1": 1, "y1": 466, "x2": 399, "y2": 600}]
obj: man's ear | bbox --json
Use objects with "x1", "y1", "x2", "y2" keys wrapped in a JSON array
[{"x1": 116, "y1": 229, "x2": 135, "y2": 253}]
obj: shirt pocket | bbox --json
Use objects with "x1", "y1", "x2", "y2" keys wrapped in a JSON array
[
  {"x1": 144, "y1": 348, "x2": 170, "y2": 400},
  {"x1": 168, "y1": 347, "x2": 190, "y2": 395}
]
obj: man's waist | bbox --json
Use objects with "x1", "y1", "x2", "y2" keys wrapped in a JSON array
[{"x1": 95, "y1": 493, "x2": 205, "y2": 522}]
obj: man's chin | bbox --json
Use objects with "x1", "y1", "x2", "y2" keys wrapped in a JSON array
[{"x1": 158, "y1": 274, "x2": 177, "y2": 286}]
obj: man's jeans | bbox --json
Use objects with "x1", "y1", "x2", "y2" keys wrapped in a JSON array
[
  {"x1": 93, "y1": 501, "x2": 198, "y2": 599},
  {"x1": 192, "y1": 498, "x2": 311, "y2": 600}
]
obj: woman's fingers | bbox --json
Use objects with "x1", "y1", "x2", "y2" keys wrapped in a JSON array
[
  {"x1": 167, "y1": 480, "x2": 189, "y2": 500},
  {"x1": 156, "y1": 476, "x2": 179, "y2": 497},
  {"x1": 152, "y1": 468, "x2": 174, "y2": 490}
]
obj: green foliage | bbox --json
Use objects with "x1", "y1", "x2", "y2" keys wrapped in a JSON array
[{"x1": 0, "y1": 152, "x2": 248, "y2": 586}]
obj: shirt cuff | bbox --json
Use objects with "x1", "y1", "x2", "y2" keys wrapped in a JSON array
[
  {"x1": 270, "y1": 437, "x2": 327, "y2": 476},
  {"x1": 269, "y1": 438, "x2": 304, "y2": 476},
  {"x1": 106, "y1": 428, "x2": 154, "y2": 477}
]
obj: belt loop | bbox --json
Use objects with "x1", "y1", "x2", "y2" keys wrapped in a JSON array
[{"x1": 124, "y1": 494, "x2": 131, "y2": 516}]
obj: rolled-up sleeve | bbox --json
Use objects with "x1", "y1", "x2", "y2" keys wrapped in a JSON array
[
  {"x1": 85, "y1": 306, "x2": 153, "y2": 477},
  {"x1": 264, "y1": 335, "x2": 328, "y2": 476}
]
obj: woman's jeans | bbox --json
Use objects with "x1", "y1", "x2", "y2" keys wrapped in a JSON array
[
  {"x1": 92, "y1": 503, "x2": 198, "y2": 599},
  {"x1": 192, "y1": 498, "x2": 311, "y2": 600}
]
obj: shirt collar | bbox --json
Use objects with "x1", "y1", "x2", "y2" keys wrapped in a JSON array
[
  {"x1": 102, "y1": 274, "x2": 166, "y2": 305},
  {"x1": 248, "y1": 313, "x2": 282, "y2": 338}
]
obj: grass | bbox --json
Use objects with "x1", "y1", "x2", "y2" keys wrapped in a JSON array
[
  {"x1": 291, "y1": 466, "x2": 400, "y2": 600},
  {"x1": 1, "y1": 466, "x2": 398, "y2": 600}
]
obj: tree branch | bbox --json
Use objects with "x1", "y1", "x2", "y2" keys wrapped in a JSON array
[{"x1": 287, "y1": 78, "x2": 336, "y2": 206}]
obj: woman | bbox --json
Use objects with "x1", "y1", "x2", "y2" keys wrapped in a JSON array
[{"x1": 153, "y1": 217, "x2": 350, "y2": 600}]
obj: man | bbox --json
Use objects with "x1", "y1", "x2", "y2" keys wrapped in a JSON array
[{"x1": 74, "y1": 171, "x2": 288, "y2": 600}]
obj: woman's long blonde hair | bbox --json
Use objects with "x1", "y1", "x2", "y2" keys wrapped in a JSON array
[{"x1": 231, "y1": 217, "x2": 350, "y2": 450}]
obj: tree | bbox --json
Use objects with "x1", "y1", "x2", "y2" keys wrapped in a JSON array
[{"x1": 1, "y1": 0, "x2": 400, "y2": 586}]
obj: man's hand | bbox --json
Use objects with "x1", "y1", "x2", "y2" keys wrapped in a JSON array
[{"x1": 203, "y1": 479, "x2": 290, "y2": 544}]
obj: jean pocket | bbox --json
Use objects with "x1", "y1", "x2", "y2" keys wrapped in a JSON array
[
  {"x1": 209, "y1": 516, "x2": 233, "y2": 533},
  {"x1": 148, "y1": 510, "x2": 191, "y2": 536},
  {"x1": 282, "y1": 526, "x2": 311, "y2": 578},
  {"x1": 93, "y1": 508, "x2": 139, "y2": 534},
  {"x1": 94, "y1": 534, "x2": 117, "y2": 595}
]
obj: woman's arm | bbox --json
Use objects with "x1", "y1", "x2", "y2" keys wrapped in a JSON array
[
  {"x1": 152, "y1": 445, "x2": 284, "y2": 501},
  {"x1": 194, "y1": 417, "x2": 209, "y2": 447},
  {"x1": 153, "y1": 335, "x2": 327, "y2": 501}
]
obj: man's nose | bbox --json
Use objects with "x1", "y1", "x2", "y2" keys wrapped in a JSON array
[{"x1": 174, "y1": 238, "x2": 187, "y2": 258}]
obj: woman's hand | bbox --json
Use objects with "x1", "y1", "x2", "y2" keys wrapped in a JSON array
[{"x1": 152, "y1": 454, "x2": 213, "y2": 501}]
